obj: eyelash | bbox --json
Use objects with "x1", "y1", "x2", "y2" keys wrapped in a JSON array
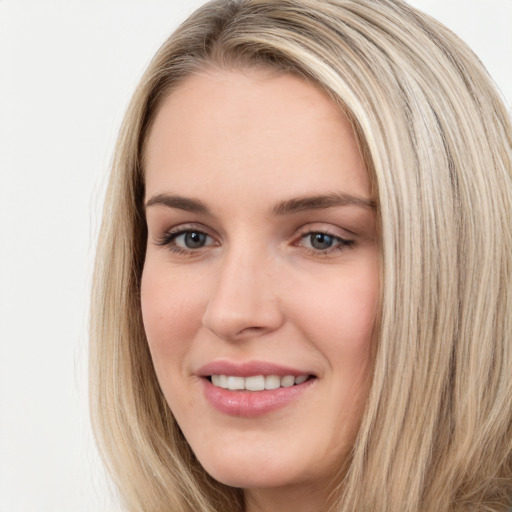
[
  {"x1": 156, "y1": 227, "x2": 354, "y2": 256},
  {"x1": 297, "y1": 230, "x2": 354, "y2": 255},
  {"x1": 156, "y1": 227, "x2": 216, "y2": 255}
]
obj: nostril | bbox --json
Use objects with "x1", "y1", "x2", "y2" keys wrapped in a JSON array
[
  {"x1": 201, "y1": 274, "x2": 285, "y2": 342},
  {"x1": 237, "y1": 325, "x2": 267, "y2": 336}
]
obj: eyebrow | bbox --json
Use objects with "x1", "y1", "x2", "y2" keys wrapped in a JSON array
[
  {"x1": 145, "y1": 192, "x2": 376, "y2": 215},
  {"x1": 272, "y1": 192, "x2": 376, "y2": 215},
  {"x1": 145, "y1": 193, "x2": 210, "y2": 214}
]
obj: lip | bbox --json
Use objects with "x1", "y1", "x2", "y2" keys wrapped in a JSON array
[
  {"x1": 196, "y1": 360, "x2": 314, "y2": 378},
  {"x1": 196, "y1": 360, "x2": 316, "y2": 417}
]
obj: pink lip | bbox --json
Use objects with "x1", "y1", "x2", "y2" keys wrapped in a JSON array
[
  {"x1": 196, "y1": 360, "x2": 314, "y2": 378},
  {"x1": 196, "y1": 360, "x2": 316, "y2": 417}
]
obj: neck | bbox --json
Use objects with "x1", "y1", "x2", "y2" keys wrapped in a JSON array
[{"x1": 244, "y1": 482, "x2": 334, "y2": 512}]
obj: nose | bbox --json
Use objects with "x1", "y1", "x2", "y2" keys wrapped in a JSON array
[{"x1": 201, "y1": 248, "x2": 284, "y2": 342}]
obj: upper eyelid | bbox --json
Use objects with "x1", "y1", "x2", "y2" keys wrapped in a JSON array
[
  {"x1": 297, "y1": 231, "x2": 350, "y2": 242},
  {"x1": 155, "y1": 228, "x2": 217, "y2": 253},
  {"x1": 154, "y1": 225, "x2": 204, "y2": 245},
  {"x1": 295, "y1": 231, "x2": 352, "y2": 247},
  {"x1": 294, "y1": 223, "x2": 355, "y2": 239},
  {"x1": 152, "y1": 221, "x2": 356, "y2": 245},
  {"x1": 154, "y1": 223, "x2": 216, "y2": 239}
]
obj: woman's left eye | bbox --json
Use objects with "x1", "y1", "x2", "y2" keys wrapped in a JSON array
[{"x1": 298, "y1": 231, "x2": 354, "y2": 253}]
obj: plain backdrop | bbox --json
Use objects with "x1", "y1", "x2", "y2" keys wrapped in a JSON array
[{"x1": 0, "y1": 1, "x2": 510, "y2": 511}]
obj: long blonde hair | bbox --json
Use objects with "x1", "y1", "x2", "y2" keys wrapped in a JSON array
[{"x1": 90, "y1": 1, "x2": 512, "y2": 510}]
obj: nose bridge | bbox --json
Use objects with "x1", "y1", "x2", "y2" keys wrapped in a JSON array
[{"x1": 201, "y1": 241, "x2": 282, "y2": 340}]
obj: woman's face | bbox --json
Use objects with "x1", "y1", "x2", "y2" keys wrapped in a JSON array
[{"x1": 141, "y1": 68, "x2": 378, "y2": 505}]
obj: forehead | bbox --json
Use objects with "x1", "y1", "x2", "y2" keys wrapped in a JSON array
[{"x1": 144, "y1": 68, "x2": 371, "y2": 206}]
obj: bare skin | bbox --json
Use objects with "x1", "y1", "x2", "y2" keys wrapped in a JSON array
[{"x1": 142, "y1": 68, "x2": 378, "y2": 512}]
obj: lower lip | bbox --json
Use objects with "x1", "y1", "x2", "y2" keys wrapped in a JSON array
[{"x1": 202, "y1": 378, "x2": 315, "y2": 417}]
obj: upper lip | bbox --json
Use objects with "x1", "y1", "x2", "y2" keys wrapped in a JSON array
[{"x1": 196, "y1": 360, "x2": 315, "y2": 378}]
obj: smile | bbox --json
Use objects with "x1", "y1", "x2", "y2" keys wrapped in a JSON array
[
  {"x1": 210, "y1": 374, "x2": 310, "y2": 391},
  {"x1": 202, "y1": 373, "x2": 316, "y2": 417},
  {"x1": 197, "y1": 361, "x2": 317, "y2": 416}
]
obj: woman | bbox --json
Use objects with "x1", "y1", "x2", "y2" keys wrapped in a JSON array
[{"x1": 90, "y1": 0, "x2": 512, "y2": 511}]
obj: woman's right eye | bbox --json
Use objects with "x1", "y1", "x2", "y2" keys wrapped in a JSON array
[{"x1": 157, "y1": 229, "x2": 216, "y2": 253}]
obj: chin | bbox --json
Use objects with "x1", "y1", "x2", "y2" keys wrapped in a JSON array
[
  {"x1": 192, "y1": 439, "x2": 336, "y2": 491},
  {"x1": 204, "y1": 462, "x2": 303, "y2": 490}
]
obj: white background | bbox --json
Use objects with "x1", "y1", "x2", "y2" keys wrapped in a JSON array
[{"x1": 0, "y1": 1, "x2": 510, "y2": 511}]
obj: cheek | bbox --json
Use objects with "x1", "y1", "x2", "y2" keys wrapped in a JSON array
[
  {"x1": 295, "y1": 260, "x2": 379, "y2": 351},
  {"x1": 140, "y1": 263, "x2": 203, "y2": 364},
  {"x1": 342, "y1": 274, "x2": 378, "y2": 342},
  {"x1": 341, "y1": 257, "x2": 378, "y2": 331}
]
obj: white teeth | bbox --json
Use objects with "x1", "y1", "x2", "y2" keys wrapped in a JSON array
[
  {"x1": 227, "y1": 376, "x2": 245, "y2": 390},
  {"x1": 281, "y1": 375, "x2": 295, "y2": 387},
  {"x1": 265, "y1": 375, "x2": 281, "y2": 390},
  {"x1": 245, "y1": 375, "x2": 265, "y2": 391},
  {"x1": 219, "y1": 375, "x2": 229, "y2": 388},
  {"x1": 210, "y1": 374, "x2": 310, "y2": 391}
]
